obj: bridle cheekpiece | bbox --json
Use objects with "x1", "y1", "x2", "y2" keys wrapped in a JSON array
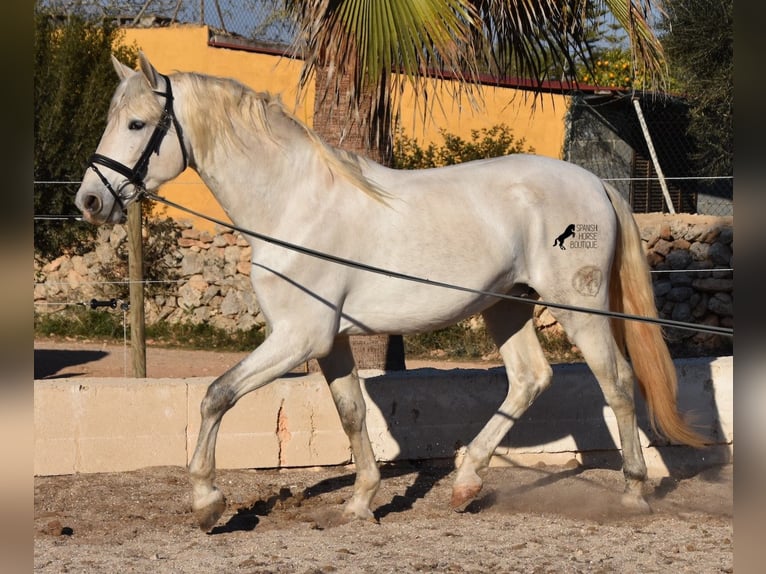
[{"x1": 88, "y1": 73, "x2": 188, "y2": 214}]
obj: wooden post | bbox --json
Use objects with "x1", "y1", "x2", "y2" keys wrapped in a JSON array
[{"x1": 127, "y1": 201, "x2": 146, "y2": 377}]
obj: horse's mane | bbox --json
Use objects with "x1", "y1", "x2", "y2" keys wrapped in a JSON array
[{"x1": 177, "y1": 72, "x2": 388, "y2": 202}]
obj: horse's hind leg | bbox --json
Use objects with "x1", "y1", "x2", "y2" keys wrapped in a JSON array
[
  {"x1": 451, "y1": 301, "x2": 552, "y2": 509},
  {"x1": 552, "y1": 309, "x2": 650, "y2": 512},
  {"x1": 318, "y1": 336, "x2": 380, "y2": 522}
]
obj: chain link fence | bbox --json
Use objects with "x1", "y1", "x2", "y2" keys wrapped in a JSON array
[
  {"x1": 182, "y1": 0, "x2": 293, "y2": 45},
  {"x1": 39, "y1": 0, "x2": 294, "y2": 45},
  {"x1": 564, "y1": 92, "x2": 732, "y2": 217}
]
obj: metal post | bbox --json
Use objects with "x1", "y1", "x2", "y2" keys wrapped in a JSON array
[{"x1": 127, "y1": 201, "x2": 147, "y2": 377}]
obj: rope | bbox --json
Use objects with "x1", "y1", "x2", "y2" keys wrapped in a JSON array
[{"x1": 142, "y1": 191, "x2": 733, "y2": 338}]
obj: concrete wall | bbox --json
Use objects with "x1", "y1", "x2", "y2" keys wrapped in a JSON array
[{"x1": 35, "y1": 356, "x2": 732, "y2": 478}]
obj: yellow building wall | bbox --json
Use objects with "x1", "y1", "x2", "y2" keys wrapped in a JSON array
[{"x1": 121, "y1": 25, "x2": 569, "y2": 230}]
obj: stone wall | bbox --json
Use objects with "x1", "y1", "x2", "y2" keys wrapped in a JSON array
[
  {"x1": 34, "y1": 221, "x2": 263, "y2": 333},
  {"x1": 34, "y1": 215, "x2": 733, "y2": 352},
  {"x1": 635, "y1": 213, "x2": 733, "y2": 353}
]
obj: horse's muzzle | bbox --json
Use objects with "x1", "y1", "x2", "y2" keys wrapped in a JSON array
[
  {"x1": 76, "y1": 190, "x2": 125, "y2": 225},
  {"x1": 79, "y1": 192, "x2": 102, "y2": 218}
]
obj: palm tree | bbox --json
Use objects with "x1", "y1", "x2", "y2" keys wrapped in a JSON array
[{"x1": 282, "y1": 0, "x2": 667, "y2": 370}]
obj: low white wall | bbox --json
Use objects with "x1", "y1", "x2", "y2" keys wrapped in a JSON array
[{"x1": 34, "y1": 356, "x2": 732, "y2": 477}]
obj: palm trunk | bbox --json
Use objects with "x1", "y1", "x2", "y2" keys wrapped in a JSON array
[{"x1": 310, "y1": 65, "x2": 405, "y2": 371}]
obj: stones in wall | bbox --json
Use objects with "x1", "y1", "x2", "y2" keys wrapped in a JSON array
[
  {"x1": 636, "y1": 214, "x2": 733, "y2": 351},
  {"x1": 34, "y1": 221, "x2": 265, "y2": 333}
]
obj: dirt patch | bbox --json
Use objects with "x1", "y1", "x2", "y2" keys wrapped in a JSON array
[
  {"x1": 35, "y1": 462, "x2": 732, "y2": 573},
  {"x1": 33, "y1": 338, "x2": 733, "y2": 572}
]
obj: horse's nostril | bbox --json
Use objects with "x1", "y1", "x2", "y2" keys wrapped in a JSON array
[{"x1": 82, "y1": 194, "x2": 102, "y2": 213}]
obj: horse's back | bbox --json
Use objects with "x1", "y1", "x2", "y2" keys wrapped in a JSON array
[{"x1": 372, "y1": 153, "x2": 619, "y2": 277}]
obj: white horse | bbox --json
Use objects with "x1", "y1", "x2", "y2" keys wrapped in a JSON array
[{"x1": 76, "y1": 53, "x2": 703, "y2": 531}]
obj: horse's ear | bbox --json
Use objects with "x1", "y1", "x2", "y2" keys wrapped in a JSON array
[
  {"x1": 137, "y1": 51, "x2": 162, "y2": 90},
  {"x1": 111, "y1": 55, "x2": 136, "y2": 81}
]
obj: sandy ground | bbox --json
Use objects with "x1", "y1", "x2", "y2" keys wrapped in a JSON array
[
  {"x1": 33, "y1": 338, "x2": 503, "y2": 379},
  {"x1": 33, "y1": 338, "x2": 733, "y2": 573}
]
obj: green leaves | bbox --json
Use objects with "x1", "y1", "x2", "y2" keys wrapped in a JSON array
[
  {"x1": 285, "y1": 0, "x2": 483, "y2": 130},
  {"x1": 393, "y1": 124, "x2": 534, "y2": 169}
]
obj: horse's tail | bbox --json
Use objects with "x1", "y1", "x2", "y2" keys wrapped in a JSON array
[{"x1": 603, "y1": 182, "x2": 706, "y2": 447}]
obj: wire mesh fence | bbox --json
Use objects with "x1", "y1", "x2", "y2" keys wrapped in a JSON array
[
  {"x1": 183, "y1": 0, "x2": 293, "y2": 45},
  {"x1": 39, "y1": 0, "x2": 295, "y2": 45},
  {"x1": 565, "y1": 92, "x2": 733, "y2": 217}
]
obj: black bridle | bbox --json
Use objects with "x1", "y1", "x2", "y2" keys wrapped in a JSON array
[{"x1": 88, "y1": 73, "x2": 188, "y2": 214}]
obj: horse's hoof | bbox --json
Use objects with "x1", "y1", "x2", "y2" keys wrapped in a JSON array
[
  {"x1": 450, "y1": 484, "x2": 482, "y2": 512},
  {"x1": 193, "y1": 489, "x2": 227, "y2": 531},
  {"x1": 620, "y1": 492, "x2": 652, "y2": 514},
  {"x1": 343, "y1": 500, "x2": 377, "y2": 523}
]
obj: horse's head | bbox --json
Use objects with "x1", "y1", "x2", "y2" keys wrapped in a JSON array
[{"x1": 75, "y1": 52, "x2": 188, "y2": 225}]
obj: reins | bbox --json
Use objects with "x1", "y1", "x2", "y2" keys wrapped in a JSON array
[{"x1": 88, "y1": 73, "x2": 188, "y2": 215}]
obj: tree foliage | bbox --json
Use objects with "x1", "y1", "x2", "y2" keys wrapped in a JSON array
[
  {"x1": 659, "y1": 0, "x2": 733, "y2": 177},
  {"x1": 34, "y1": 9, "x2": 138, "y2": 260}
]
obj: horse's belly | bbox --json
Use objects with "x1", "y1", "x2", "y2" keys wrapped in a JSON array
[{"x1": 337, "y1": 277, "x2": 520, "y2": 335}]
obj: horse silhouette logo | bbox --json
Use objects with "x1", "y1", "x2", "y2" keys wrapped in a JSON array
[{"x1": 553, "y1": 224, "x2": 576, "y2": 250}]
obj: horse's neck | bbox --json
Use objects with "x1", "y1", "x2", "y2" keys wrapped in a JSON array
[
  {"x1": 194, "y1": 152, "x2": 296, "y2": 236},
  {"x1": 178, "y1": 79, "x2": 301, "y2": 234}
]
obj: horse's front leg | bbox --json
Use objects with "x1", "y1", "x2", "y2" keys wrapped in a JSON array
[
  {"x1": 318, "y1": 336, "x2": 380, "y2": 522},
  {"x1": 189, "y1": 329, "x2": 312, "y2": 531}
]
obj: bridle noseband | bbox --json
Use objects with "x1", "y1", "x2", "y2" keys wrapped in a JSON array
[{"x1": 88, "y1": 73, "x2": 188, "y2": 214}]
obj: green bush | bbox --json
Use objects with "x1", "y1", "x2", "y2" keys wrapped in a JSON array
[
  {"x1": 393, "y1": 124, "x2": 534, "y2": 169},
  {"x1": 145, "y1": 321, "x2": 266, "y2": 352},
  {"x1": 98, "y1": 206, "x2": 183, "y2": 300},
  {"x1": 404, "y1": 323, "x2": 495, "y2": 360}
]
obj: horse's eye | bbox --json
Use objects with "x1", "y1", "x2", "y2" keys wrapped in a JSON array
[{"x1": 128, "y1": 120, "x2": 146, "y2": 130}]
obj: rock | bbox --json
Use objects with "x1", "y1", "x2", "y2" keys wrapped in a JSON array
[
  {"x1": 667, "y1": 286, "x2": 694, "y2": 303},
  {"x1": 653, "y1": 280, "x2": 672, "y2": 297},
  {"x1": 708, "y1": 293, "x2": 733, "y2": 317},
  {"x1": 708, "y1": 242, "x2": 732, "y2": 266},
  {"x1": 220, "y1": 289, "x2": 244, "y2": 316},
  {"x1": 672, "y1": 238, "x2": 691, "y2": 251},
  {"x1": 665, "y1": 249, "x2": 692, "y2": 270},
  {"x1": 692, "y1": 278, "x2": 733, "y2": 293},
  {"x1": 224, "y1": 245, "x2": 241, "y2": 264},
  {"x1": 181, "y1": 251, "x2": 203, "y2": 276},
  {"x1": 689, "y1": 242, "x2": 710, "y2": 262},
  {"x1": 652, "y1": 238, "x2": 673, "y2": 256},
  {"x1": 109, "y1": 224, "x2": 128, "y2": 246},
  {"x1": 671, "y1": 302, "x2": 692, "y2": 322}
]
